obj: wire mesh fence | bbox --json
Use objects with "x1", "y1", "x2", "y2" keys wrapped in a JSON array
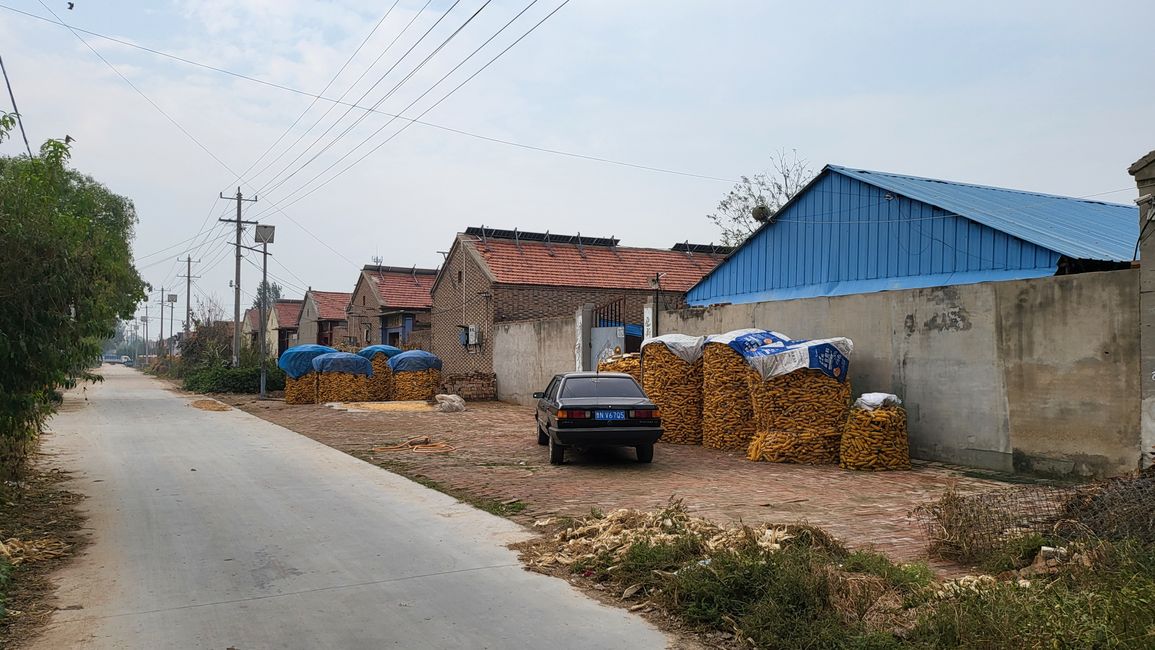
[{"x1": 913, "y1": 471, "x2": 1155, "y2": 563}]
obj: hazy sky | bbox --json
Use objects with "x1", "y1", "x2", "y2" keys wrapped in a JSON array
[{"x1": 1, "y1": 1, "x2": 1151, "y2": 327}]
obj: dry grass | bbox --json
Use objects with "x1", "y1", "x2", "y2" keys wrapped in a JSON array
[{"x1": 188, "y1": 399, "x2": 231, "y2": 412}]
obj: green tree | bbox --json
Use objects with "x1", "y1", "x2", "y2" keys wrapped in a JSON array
[
  {"x1": 251, "y1": 280, "x2": 283, "y2": 312},
  {"x1": 0, "y1": 112, "x2": 146, "y2": 477},
  {"x1": 707, "y1": 150, "x2": 814, "y2": 246}
]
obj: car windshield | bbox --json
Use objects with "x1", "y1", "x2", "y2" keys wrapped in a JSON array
[{"x1": 560, "y1": 376, "x2": 644, "y2": 399}]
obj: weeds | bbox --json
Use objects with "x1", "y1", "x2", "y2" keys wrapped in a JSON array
[{"x1": 0, "y1": 558, "x2": 9, "y2": 621}]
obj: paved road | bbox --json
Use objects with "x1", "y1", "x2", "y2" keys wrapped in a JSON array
[{"x1": 33, "y1": 367, "x2": 668, "y2": 649}]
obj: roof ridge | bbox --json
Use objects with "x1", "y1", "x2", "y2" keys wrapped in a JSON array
[{"x1": 828, "y1": 164, "x2": 1134, "y2": 208}]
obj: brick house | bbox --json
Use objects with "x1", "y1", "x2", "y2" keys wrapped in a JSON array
[
  {"x1": 430, "y1": 227, "x2": 729, "y2": 399},
  {"x1": 296, "y1": 290, "x2": 351, "y2": 347},
  {"x1": 269, "y1": 299, "x2": 303, "y2": 357},
  {"x1": 346, "y1": 265, "x2": 437, "y2": 349},
  {"x1": 240, "y1": 307, "x2": 260, "y2": 349}
]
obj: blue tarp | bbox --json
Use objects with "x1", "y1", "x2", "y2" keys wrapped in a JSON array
[
  {"x1": 388, "y1": 350, "x2": 443, "y2": 373},
  {"x1": 311, "y1": 352, "x2": 373, "y2": 377},
  {"x1": 277, "y1": 344, "x2": 337, "y2": 379},
  {"x1": 597, "y1": 319, "x2": 644, "y2": 339},
  {"x1": 356, "y1": 345, "x2": 403, "y2": 361}
]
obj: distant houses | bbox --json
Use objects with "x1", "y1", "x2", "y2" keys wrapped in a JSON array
[
  {"x1": 297, "y1": 290, "x2": 352, "y2": 347},
  {"x1": 347, "y1": 265, "x2": 436, "y2": 348}
]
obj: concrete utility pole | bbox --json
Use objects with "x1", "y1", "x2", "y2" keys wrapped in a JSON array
[
  {"x1": 254, "y1": 224, "x2": 276, "y2": 399},
  {"x1": 142, "y1": 304, "x2": 149, "y2": 360},
  {"x1": 178, "y1": 256, "x2": 200, "y2": 335},
  {"x1": 219, "y1": 187, "x2": 258, "y2": 367},
  {"x1": 156, "y1": 288, "x2": 166, "y2": 357}
]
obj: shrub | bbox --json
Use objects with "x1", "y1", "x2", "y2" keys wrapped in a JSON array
[{"x1": 183, "y1": 365, "x2": 284, "y2": 394}]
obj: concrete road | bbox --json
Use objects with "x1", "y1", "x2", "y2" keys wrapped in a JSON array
[{"x1": 33, "y1": 367, "x2": 668, "y2": 649}]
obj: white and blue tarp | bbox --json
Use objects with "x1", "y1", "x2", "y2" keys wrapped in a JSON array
[
  {"x1": 311, "y1": 352, "x2": 373, "y2": 377},
  {"x1": 388, "y1": 350, "x2": 443, "y2": 373},
  {"x1": 277, "y1": 344, "x2": 338, "y2": 379},
  {"x1": 736, "y1": 334, "x2": 853, "y2": 382},
  {"x1": 356, "y1": 345, "x2": 403, "y2": 361}
]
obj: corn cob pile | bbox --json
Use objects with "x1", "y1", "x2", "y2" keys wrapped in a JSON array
[
  {"x1": 745, "y1": 369, "x2": 851, "y2": 464},
  {"x1": 367, "y1": 354, "x2": 394, "y2": 401},
  {"x1": 284, "y1": 372, "x2": 318, "y2": 405},
  {"x1": 393, "y1": 369, "x2": 442, "y2": 401},
  {"x1": 702, "y1": 343, "x2": 758, "y2": 451},
  {"x1": 597, "y1": 354, "x2": 641, "y2": 384},
  {"x1": 317, "y1": 372, "x2": 372, "y2": 403},
  {"x1": 840, "y1": 405, "x2": 911, "y2": 471},
  {"x1": 641, "y1": 343, "x2": 703, "y2": 445}
]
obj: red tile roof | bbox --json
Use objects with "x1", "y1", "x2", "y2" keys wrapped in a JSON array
[
  {"x1": 368, "y1": 269, "x2": 435, "y2": 310},
  {"x1": 464, "y1": 237, "x2": 725, "y2": 292},
  {"x1": 243, "y1": 307, "x2": 260, "y2": 329},
  {"x1": 310, "y1": 291, "x2": 351, "y2": 321},
  {"x1": 273, "y1": 299, "x2": 303, "y2": 329}
]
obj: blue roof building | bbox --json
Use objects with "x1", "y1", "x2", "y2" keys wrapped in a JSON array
[{"x1": 687, "y1": 165, "x2": 1138, "y2": 305}]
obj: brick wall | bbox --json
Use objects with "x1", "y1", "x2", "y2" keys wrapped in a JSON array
[
  {"x1": 494, "y1": 286, "x2": 686, "y2": 323},
  {"x1": 346, "y1": 272, "x2": 378, "y2": 346},
  {"x1": 440, "y1": 372, "x2": 496, "y2": 401},
  {"x1": 431, "y1": 241, "x2": 496, "y2": 378}
]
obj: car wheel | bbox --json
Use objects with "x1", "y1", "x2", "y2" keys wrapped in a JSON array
[
  {"x1": 635, "y1": 443, "x2": 654, "y2": 463},
  {"x1": 537, "y1": 426, "x2": 548, "y2": 446},
  {"x1": 548, "y1": 437, "x2": 565, "y2": 465}
]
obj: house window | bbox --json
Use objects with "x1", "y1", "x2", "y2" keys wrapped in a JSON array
[
  {"x1": 388, "y1": 331, "x2": 401, "y2": 347},
  {"x1": 362, "y1": 296, "x2": 365, "y2": 305},
  {"x1": 365, "y1": 327, "x2": 371, "y2": 344},
  {"x1": 457, "y1": 270, "x2": 463, "y2": 283}
]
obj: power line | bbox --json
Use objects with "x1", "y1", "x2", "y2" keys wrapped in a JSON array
[
  {"x1": 228, "y1": 0, "x2": 402, "y2": 193},
  {"x1": 0, "y1": 2, "x2": 734, "y2": 184},
  {"x1": 0, "y1": 52, "x2": 32, "y2": 157},
  {"x1": 252, "y1": 0, "x2": 574, "y2": 218},
  {"x1": 260, "y1": 0, "x2": 536, "y2": 206},
  {"x1": 253, "y1": 0, "x2": 472, "y2": 197}
]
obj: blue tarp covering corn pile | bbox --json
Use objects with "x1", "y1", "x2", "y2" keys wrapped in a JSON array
[
  {"x1": 388, "y1": 350, "x2": 443, "y2": 373},
  {"x1": 277, "y1": 344, "x2": 337, "y2": 379},
  {"x1": 311, "y1": 352, "x2": 373, "y2": 377},
  {"x1": 356, "y1": 345, "x2": 403, "y2": 361}
]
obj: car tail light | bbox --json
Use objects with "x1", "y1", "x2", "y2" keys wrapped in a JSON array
[
  {"x1": 630, "y1": 409, "x2": 660, "y2": 419},
  {"x1": 557, "y1": 409, "x2": 589, "y2": 419}
]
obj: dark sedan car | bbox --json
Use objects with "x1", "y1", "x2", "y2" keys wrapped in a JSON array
[{"x1": 533, "y1": 372, "x2": 663, "y2": 465}]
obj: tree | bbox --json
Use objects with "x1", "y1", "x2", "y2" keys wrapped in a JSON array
[
  {"x1": 0, "y1": 113, "x2": 146, "y2": 477},
  {"x1": 252, "y1": 281, "x2": 282, "y2": 312},
  {"x1": 707, "y1": 150, "x2": 815, "y2": 246}
]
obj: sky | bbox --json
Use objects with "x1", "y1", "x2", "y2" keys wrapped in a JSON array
[{"x1": 1, "y1": 0, "x2": 1152, "y2": 330}]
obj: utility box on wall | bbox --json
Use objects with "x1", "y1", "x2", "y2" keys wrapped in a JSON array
[{"x1": 457, "y1": 324, "x2": 480, "y2": 347}]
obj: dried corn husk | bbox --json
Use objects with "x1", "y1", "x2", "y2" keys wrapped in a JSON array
[
  {"x1": 285, "y1": 372, "x2": 318, "y2": 405},
  {"x1": 393, "y1": 369, "x2": 441, "y2": 401},
  {"x1": 840, "y1": 405, "x2": 911, "y2": 471},
  {"x1": 702, "y1": 343, "x2": 757, "y2": 451},
  {"x1": 597, "y1": 354, "x2": 641, "y2": 384},
  {"x1": 367, "y1": 354, "x2": 394, "y2": 401},
  {"x1": 317, "y1": 371, "x2": 373, "y2": 403},
  {"x1": 641, "y1": 343, "x2": 702, "y2": 445},
  {"x1": 745, "y1": 368, "x2": 851, "y2": 464}
]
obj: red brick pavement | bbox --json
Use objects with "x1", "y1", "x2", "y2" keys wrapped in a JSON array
[{"x1": 224, "y1": 399, "x2": 1009, "y2": 572}]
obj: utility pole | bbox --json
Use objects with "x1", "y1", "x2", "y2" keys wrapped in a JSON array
[
  {"x1": 142, "y1": 304, "x2": 149, "y2": 360},
  {"x1": 178, "y1": 256, "x2": 200, "y2": 335},
  {"x1": 254, "y1": 224, "x2": 276, "y2": 399},
  {"x1": 219, "y1": 187, "x2": 258, "y2": 367},
  {"x1": 156, "y1": 288, "x2": 166, "y2": 357}
]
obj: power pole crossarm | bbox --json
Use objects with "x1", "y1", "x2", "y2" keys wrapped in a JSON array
[{"x1": 219, "y1": 187, "x2": 258, "y2": 367}]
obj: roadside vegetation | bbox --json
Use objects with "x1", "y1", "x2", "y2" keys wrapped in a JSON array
[
  {"x1": 522, "y1": 496, "x2": 1155, "y2": 649},
  {"x1": 0, "y1": 112, "x2": 145, "y2": 480}
]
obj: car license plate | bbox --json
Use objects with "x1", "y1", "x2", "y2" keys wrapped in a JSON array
[{"x1": 594, "y1": 410, "x2": 626, "y2": 421}]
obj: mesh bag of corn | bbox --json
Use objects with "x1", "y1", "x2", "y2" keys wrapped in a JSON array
[
  {"x1": 840, "y1": 393, "x2": 911, "y2": 471},
  {"x1": 277, "y1": 344, "x2": 336, "y2": 405},
  {"x1": 641, "y1": 334, "x2": 705, "y2": 445},
  {"x1": 702, "y1": 330, "x2": 784, "y2": 451},
  {"x1": 597, "y1": 353, "x2": 641, "y2": 384},
  {"x1": 357, "y1": 345, "x2": 402, "y2": 401},
  {"x1": 311, "y1": 352, "x2": 373, "y2": 403},
  {"x1": 284, "y1": 372, "x2": 318, "y2": 405},
  {"x1": 389, "y1": 350, "x2": 444, "y2": 401},
  {"x1": 741, "y1": 336, "x2": 854, "y2": 465}
]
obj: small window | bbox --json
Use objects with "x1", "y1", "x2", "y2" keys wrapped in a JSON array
[
  {"x1": 544, "y1": 378, "x2": 560, "y2": 401},
  {"x1": 457, "y1": 270, "x2": 463, "y2": 283},
  {"x1": 361, "y1": 296, "x2": 365, "y2": 306}
]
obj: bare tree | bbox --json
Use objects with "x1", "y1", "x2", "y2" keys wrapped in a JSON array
[{"x1": 707, "y1": 150, "x2": 815, "y2": 246}]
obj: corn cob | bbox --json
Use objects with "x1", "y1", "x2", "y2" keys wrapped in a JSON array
[
  {"x1": 839, "y1": 405, "x2": 911, "y2": 471},
  {"x1": 745, "y1": 368, "x2": 851, "y2": 464},
  {"x1": 702, "y1": 343, "x2": 758, "y2": 451},
  {"x1": 393, "y1": 369, "x2": 441, "y2": 401},
  {"x1": 641, "y1": 343, "x2": 703, "y2": 445},
  {"x1": 284, "y1": 372, "x2": 318, "y2": 405}
]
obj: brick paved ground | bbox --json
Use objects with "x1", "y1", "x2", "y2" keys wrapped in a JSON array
[{"x1": 221, "y1": 398, "x2": 1010, "y2": 573}]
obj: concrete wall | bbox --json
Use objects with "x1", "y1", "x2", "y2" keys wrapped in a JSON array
[
  {"x1": 493, "y1": 315, "x2": 577, "y2": 405},
  {"x1": 662, "y1": 270, "x2": 1140, "y2": 477}
]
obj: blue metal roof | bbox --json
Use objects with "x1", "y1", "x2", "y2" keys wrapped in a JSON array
[{"x1": 828, "y1": 165, "x2": 1137, "y2": 262}]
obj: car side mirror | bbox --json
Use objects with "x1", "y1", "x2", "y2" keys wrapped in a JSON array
[{"x1": 532, "y1": 392, "x2": 545, "y2": 399}]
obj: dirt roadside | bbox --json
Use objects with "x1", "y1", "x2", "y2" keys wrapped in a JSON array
[{"x1": 0, "y1": 438, "x2": 87, "y2": 649}]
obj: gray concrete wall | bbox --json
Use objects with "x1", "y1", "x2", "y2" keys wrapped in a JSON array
[
  {"x1": 662, "y1": 270, "x2": 1140, "y2": 477},
  {"x1": 493, "y1": 316, "x2": 577, "y2": 406}
]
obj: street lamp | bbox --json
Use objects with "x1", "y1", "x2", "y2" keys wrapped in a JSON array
[{"x1": 254, "y1": 224, "x2": 276, "y2": 399}]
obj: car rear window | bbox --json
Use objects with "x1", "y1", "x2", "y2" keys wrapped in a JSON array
[{"x1": 560, "y1": 376, "x2": 644, "y2": 398}]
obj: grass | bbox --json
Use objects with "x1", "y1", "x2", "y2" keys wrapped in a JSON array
[{"x1": 0, "y1": 557, "x2": 10, "y2": 621}]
